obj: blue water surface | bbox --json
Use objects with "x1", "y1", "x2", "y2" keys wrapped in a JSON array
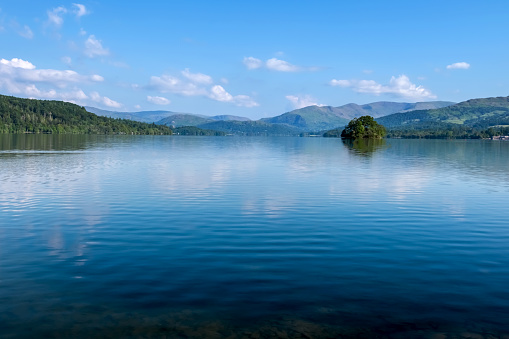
[{"x1": 1, "y1": 135, "x2": 509, "y2": 338}]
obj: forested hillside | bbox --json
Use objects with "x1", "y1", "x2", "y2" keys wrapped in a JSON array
[
  {"x1": 376, "y1": 96, "x2": 509, "y2": 138},
  {"x1": 0, "y1": 95, "x2": 173, "y2": 135}
]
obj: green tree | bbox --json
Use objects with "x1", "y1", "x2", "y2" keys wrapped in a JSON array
[{"x1": 341, "y1": 115, "x2": 386, "y2": 139}]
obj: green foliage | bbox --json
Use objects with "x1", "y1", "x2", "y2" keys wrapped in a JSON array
[
  {"x1": 386, "y1": 123, "x2": 509, "y2": 139},
  {"x1": 0, "y1": 94, "x2": 173, "y2": 135},
  {"x1": 322, "y1": 128, "x2": 342, "y2": 138},
  {"x1": 172, "y1": 126, "x2": 226, "y2": 136},
  {"x1": 340, "y1": 116, "x2": 386, "y2": 139}
]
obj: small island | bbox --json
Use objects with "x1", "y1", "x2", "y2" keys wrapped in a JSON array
[{"x1": 324, "y1": 115, "x2": 386, "y2": 139}]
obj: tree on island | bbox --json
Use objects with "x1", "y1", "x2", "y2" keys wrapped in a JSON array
[{"x1": 341, "y1": 115, "x2": 386, "y2": 139}]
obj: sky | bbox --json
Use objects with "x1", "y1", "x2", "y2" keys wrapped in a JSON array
[{"x1": 1, "y1": 0, "x2": 508, "y2": 119}]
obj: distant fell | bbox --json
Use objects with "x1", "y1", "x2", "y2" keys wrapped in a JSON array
[
  {"x1": 377, "y1": 96, "x2": 509, "y2": 128},
  {"x1": 263, "y1": 101, "x2": 454, "y2": 132},
  {"x1": 211, "y1": 115, "x2": 251, "y2": 122},
  {"x1": 157, "y1": 114, "x2": 213, "y2": 127},
  {"x1": 262, "y1": 106, "x2": 351, "y2": 132},
  {"x1": 156, "y1": 113, "x2": 251, "y2": 127},
  {"x1": 85, "y1": 106, "x2": 185, "y2": 124},
  {"x1": 87, "y1": 106, "x2": 251, "y2": 125}
]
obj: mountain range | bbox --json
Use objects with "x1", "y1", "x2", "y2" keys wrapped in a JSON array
[
  {"x1": 86, "y1": 106, "x2": 251, "y2": 125},
  {"x1": 86, "y1": 101, "x2": 454, "y2": 135},
  {"x1": 3, "y1": 93, "x2": 509, "y2": 137}
]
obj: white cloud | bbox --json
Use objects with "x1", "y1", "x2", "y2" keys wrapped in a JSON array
[
  {"x1": 181, "y1": 68, "x2": 213, "y2": 84},
  {"x1": 286, "y1": 95, "x2": 324, "y2": 109},
  {"x1": 330, "y1": 75, "x2": 436, "y2": 100},
  {"x1": 90, "y1": 91, "x2": 122, "y2": 108},
  {"x1": 266, "y1": 58, "x2": 301, "y2": 72},
  {"x1": 0, "y1": 59, "x2": 103, "y2": 85},
  {"x1": 209, "y1": 85, "x2": 234, "y2": 102},
  {"x1": 73, "y1": 4, "x2": 89, "y2": 18},
  {"x1": 147, "y1": 95, "x2": 171, "y2": 105},
  {"x1": 243, "y1": 57, "x2": 263, "y2": 70},
  {"x1": 446, "y1": 62, "x2": 470, "y2": 70},
  {"x1": 47, "y1": 7, "x2": 67, "y2": 28},
  {"x1": 243, "y1": 56, "x2": 317, "y2": 72},
  {"x1": 209, "y1": 85, "x2": 259, "y2": 107},
  {"x1": 1, "y1": 58, "x2": 36, "y2": 69},
  {"x1": 150, "y1": 70, "x2": 258, "y2": 107},
  {"x1": 329, "y1": 79, "x2": 351, "y2": 87},
  {"x1": 18, "y1": 25, "x2": 33, "y2": 39},
  {"x1": 22, "y1": 85, "x2": 88, "y2": 102},
  {"x1": 102, "y1": 97, "x2": 122, "y2": 108},
  {"x1": 0, "y1": 57, "x2": 107, "y2": 105},
  {"x1": 84, "y1": 35, "x2": 109, "y2": 58},
  {"x1": 2, "y1": 81, "x2": 93, "y2": 105},
  {"x1": 79, "y1": 28, "x2": 87, "y2": 36}
]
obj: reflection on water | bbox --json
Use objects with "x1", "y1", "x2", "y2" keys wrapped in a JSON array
[
  {"x1": 342, "y1": 138, "x2": 387, "y2": 156},
  {"x1": 1, "y1": 135, "x2": 509, "y2": 338}
]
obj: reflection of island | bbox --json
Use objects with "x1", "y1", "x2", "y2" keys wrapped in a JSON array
[{"x1": 342, "y1": 138, "x2": 387, "y2": 156}]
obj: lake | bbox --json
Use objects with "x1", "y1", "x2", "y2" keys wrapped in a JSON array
[{"x1": 1, "y1": 134, "x2": 509, "y2": 338}]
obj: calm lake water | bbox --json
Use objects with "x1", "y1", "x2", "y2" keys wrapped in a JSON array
[{"x1": 1, "y1": 134, "x2": 509, "y2": 338}]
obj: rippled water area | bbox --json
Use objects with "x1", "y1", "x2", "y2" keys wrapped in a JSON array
[{"x1": 1, "y1": 134, "x2": 509, "y2": 338}]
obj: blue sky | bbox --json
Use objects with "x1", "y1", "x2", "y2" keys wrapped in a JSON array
[{"x1": 1, "y1": 0, "x2": 508, "y2": 119}]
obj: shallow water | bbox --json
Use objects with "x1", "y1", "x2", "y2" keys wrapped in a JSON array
[{"x1": 1, "y1": 134, "x2": 509, "y2": 338}]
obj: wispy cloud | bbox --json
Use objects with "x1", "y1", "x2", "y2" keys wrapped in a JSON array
[
  {"x1": 84, "y1": 35, "x2": 109, "y2": 58},
  {"x1": 243, "y1": 56, "x2": 316, "y2": 72},
  {"x1": 330, "y1": 75, "x2": 436, "y2": 100},
  {"x1": 446, "y1": 62, "x2": 470, "y2": 70},
  {"x1": 18, "y1": 25, "x2": 33, "y2": 39},
  {"x1": 150, "y1": 74, "x2": 209, "y2": 97},
  {"x1": 61, "y1": 56, "x2": 72, "y2": 66},
  {"x1": 147, "y1": 95, "x2": 171, "y2": 105},
  {"x1": 266, "y1": 58, "x2": 301, "y2": 72},
  {"x1": 46, "y1": 4, "x2": 89, "y2": 28},
  {"x1": 181, "y1": 68, "x2": 213, "y2": 84},
  {"x1": 286, "y1": 95, "x2": 324, "y2": 109},
  {"x1": 73, "y1": 4, "x2": 89, "y2": 18},
  {"x1": 243, "y1": 57, "x2": 264, "y2": 70},
  {"x1": 46, "y1": 6, "x2": 67, "y2": 28}
]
